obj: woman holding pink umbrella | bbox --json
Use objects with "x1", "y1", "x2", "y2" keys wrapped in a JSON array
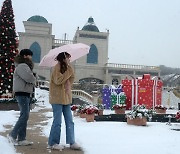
[{"x1": 48, "y1": 52, "x2": 81, "y2": 151}]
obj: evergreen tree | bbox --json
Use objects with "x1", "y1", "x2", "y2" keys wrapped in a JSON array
[{"x1": 0, "y1": 0, "x2": 18, "y2": 97}]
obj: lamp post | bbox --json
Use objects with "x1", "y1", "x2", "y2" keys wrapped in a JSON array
[{"x1": 167, "y1": 91, "x2": 171, "y2": 108}]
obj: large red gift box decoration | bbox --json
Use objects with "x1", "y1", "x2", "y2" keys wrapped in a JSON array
[{"x1": 122, "y1": 74, "x2": 163, "y2": 109}]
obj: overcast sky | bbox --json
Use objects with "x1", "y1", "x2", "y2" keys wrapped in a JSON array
[{"x1": 1, "y1": 0, "x2": 180, "y2": 68}]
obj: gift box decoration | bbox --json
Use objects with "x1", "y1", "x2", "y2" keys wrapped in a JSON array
[
  {"x1": 102, "y1": 86, "x2": 111, "y2": 109},
  {"x1": 122, "y1": 74, "x2": 163, "y2": 109},
  {"x1": 102, "y1": 85, "x2": 124, "y2": 109},
  {"x1": 110, "y1": 92, "x2": 126, "y2": 109},
  {"x1": 120, "y1": 92, "x2": 126, "y2": 104},
  {"x1": 110, "y1": 94, "x2": 120, "y2": 109},
  {"x1": 121, "y1": 79, "x2": 134, "y2": 110}
]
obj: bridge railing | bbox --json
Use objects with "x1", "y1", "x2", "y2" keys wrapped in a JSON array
[
  {"x1": 72, "y1": 90, "x2": 93, "y2": 104},
  {"x1": 106, "y1": 63, "x2": 160, "y2": 70},
  {"x1": 37, "y1": 80, "x2": 94, "y2": 104},
  {"x1": 37, "y1": 80, "x2": 49, "y2": 88}
]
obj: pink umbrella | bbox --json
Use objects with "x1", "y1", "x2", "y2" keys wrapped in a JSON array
[{"x1": 39, "y1": 43, "x2": 90, "y2": 67}]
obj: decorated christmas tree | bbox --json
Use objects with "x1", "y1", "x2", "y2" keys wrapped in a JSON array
[{"x1": 0, "y1": 0, "x2": 18, "y2": 97}]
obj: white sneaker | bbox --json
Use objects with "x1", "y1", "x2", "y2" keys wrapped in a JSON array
[
  {"x1": 7, "y1": 134, "x2": 18, "y2": 146},
  {"x1": 18, "y1": 140, "x2": 33, "y2": 146},
  {"x1": 70, "y1": 143, "x2": 81, "y2": 150},
  {"x1": 48, "y1": 144, "x2": 64, "y2": 151}
]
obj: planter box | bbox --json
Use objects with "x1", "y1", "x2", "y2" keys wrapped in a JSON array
[
  {"x1": 155, "y1": 109, "x2": 166, "y2": 114},
  {"x1": 0, "y1": 102, "x2": 19, "y2": 111},
  {"x1": 86, "y1": 114, "x2": 95, "y2": 122},
  {"x1": 127, "y1": 117, "x2": 147, "y2": 126},
  {"x1": 80, "y1": 113, "x2": 86, "y2": 118},
  {"x1": 114, "y1": 108, "x2": 125, "y2": 114},
  {"x1": 98, "y1": 109, "x2": 103, "y2": 115},
  {"x1": 73, "y1": 110, "x2": 80, "y2": 117},
  {"x1": 0, "y1": 98, "x2": 36, "y2": 111},
  {"x1": 95, "y1": 114, "x2": 180, "y2": 123}
]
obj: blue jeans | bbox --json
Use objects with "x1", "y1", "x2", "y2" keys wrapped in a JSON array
[
  {"x1": 48, "y1": 104, "x2": 75, "y2": 146},
  {"x1": 10, "y1": 96, "x2": 30, "y2": 141}
]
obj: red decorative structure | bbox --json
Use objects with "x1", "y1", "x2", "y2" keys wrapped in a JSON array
[{"x1": 122, "y1": 74, "x2": 163, "y2": 109}]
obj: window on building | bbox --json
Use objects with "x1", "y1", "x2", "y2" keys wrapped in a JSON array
[
  {"x1": 87, "y1": 44, "x2": 98, "y2": 64},
  {"x1": 30, "y1": 42, "x2": 41, "y2": 63}
]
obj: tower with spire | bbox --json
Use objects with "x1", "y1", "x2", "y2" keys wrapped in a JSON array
[{"x1": 73, "y1": 17, "x2": 109, "y2": 83}]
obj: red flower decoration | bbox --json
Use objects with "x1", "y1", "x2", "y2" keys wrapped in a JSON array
[
  {"x1": 155, "y1": 105, "x2": 167, "y2": 110},
  {"x1": 175, "y1": 111, "x2": 180, "y2": 121},
  {"x1": 80, "y1": 108, "x2": 87, "y2": 114},
  {"x1": 85, "y1": 106, "x2": 99, "y2": 115},
  {"x1": 71, "y1": 105, "x2": 78, "y2": 111}
]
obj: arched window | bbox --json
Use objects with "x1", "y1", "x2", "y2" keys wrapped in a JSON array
[
  {"x1": 29, "y1": 42, "x2": 41, "y2": 63},
  {"x1": 87, "y1": 44, "x2": 98, "y2": 64}
]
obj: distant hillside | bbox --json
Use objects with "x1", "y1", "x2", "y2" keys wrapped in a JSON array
[
  {"x1": 159, "y1": 65, "x2": 180, "y2": 87},
  {"x1": 161, "y1": 74, "x2": 180, "y2": 87},
  {"x1": 159, "y1": 65, "x2": 180, "y2": 75}
]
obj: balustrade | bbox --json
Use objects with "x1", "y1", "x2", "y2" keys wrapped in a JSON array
[
  {"x1": 106, "y1": 63, "x2": 159, "y2": 70},
  {"x1": 53, "y1": 39, "x2": 74, "y2": 46},
  {"x1": 37, "y1": 80, "x2": 93, "y2": 103},
  {"x1": 72, "y1": 90, "x2": 93, "y2": 103}
]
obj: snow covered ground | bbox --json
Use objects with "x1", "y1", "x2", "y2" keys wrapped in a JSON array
[{"x1": 0, "y1": 88, "x2": 180, "y2": 154}]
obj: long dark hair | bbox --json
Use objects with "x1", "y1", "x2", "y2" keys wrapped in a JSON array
[{"x1": 55, "y1": 52, "x2": 71, "y2": 74}]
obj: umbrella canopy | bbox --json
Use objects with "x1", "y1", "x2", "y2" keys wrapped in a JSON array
[{"x1": 39, "y1": 43, "x2": 90, "y2": 67}]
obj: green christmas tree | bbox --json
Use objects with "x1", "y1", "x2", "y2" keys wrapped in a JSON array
[{"x1": 0, "y1": 0, "x2": 18, "y2": 97}]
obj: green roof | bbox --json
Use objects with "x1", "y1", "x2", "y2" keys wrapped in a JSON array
[
  {"x1": 82, "y1": 17, "x2": 99, "y2": 32},
  {"x1": 27, "y1": 15, "x2": 48, "y2": 23}
]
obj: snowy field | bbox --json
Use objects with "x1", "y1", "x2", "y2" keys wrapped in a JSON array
[{"x1": 0, "y1": 88, "x2": 180, "y2": 154}]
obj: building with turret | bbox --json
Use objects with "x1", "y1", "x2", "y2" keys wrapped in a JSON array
[{"x1": 18, "y1": 15, "x2": 160, "y2": 84}]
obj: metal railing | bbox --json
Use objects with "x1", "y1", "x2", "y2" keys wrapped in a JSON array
[
  {"x1": 72, "y1": 90, "x2": 93, "y2": 103},
  {"x1": 37, "y1": 80, "x2": 93, "y2": 103},
  {"x1": 53, "y1": 39, "x2": 74, "y2": 47},
  {"x1": 106, "y1": 63, "x2": 160, "y2": 70},
  {"x1": 37, "y1": 80, "x2": 49, "y2": 88}
]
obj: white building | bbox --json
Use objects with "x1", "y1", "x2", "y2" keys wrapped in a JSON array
[{"x1": 18, "y1": 15, "x2": 160, "y2": 84}]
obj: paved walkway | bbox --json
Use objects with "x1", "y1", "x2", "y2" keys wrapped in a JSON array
[{"x1": 1, "y1": 108, "x2": 84, "y2": 154}]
